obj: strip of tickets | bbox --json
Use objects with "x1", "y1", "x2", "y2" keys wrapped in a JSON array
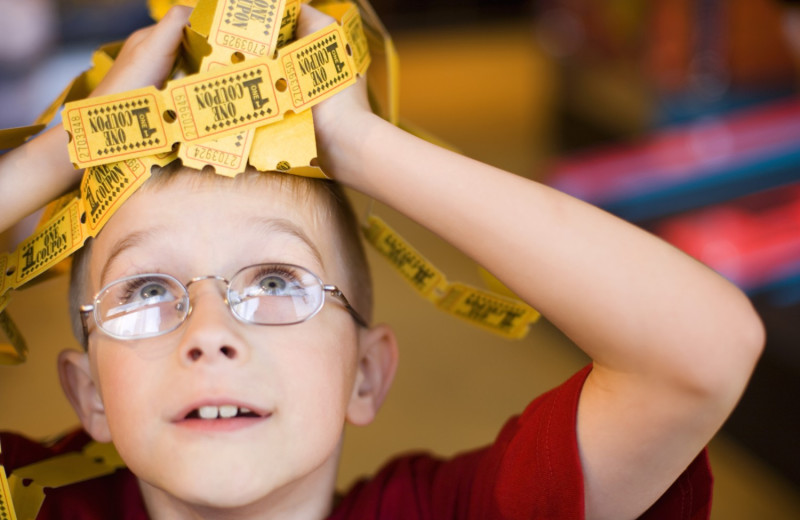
[
  {"x1": 363, "y1": 215, "x2": 540, "y2": 339},
  {"x1": 0, "y1": 0, "x2": 372, "y2": 364},
  {"x1": 0, "y1": 449, "x2": 19, "y2": 520},
  {"x1": 64, "y1": 16, "x2": 367, "y2": 169},
  {"x1": 0, "y1": 437, "x2": 125, "y2": 520},
  {"x1": 0, "y1": 152, "x2": 175, "y2": 363},
  {"x1": 0, "y1": 0, "x2": 540, "y2": 369},
  {"x1": 178, "y1": 0, "x2": 302, "y2": 176}
]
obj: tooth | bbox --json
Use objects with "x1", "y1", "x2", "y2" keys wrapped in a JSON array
[
  {"x1": 198, "y1": 406, "x2": 219, "y2": 419},
  {"x1": 239, "y1": 407, "x2": 251, "y2": 414},
  {"x1": 219, "y1": 405, "x2": 237, "y2": 418}
]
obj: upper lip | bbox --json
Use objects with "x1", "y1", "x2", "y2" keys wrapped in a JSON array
[{"x1": 173, "y1": 399, "x2": 272, "y2": 421}]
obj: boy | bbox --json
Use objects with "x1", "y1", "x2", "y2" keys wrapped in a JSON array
[{"x1": 0, "y1": 4, "x2": 764, "y2": 519}]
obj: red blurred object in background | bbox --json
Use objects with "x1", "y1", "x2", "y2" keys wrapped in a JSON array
[{"x1": 655, "y1": 184, "x2": 800, "y2": 291}]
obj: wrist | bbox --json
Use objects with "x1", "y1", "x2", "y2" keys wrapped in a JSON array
[{"x1": 316, "y1": 109, "x2": 383, "y2": 187}]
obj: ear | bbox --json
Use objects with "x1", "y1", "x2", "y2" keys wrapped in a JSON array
[
  {"x1": 58, "y1": 349, "x2": 112, "y2": 442},
  {"x1": 346, "y1": 323, "x2": 398, "y2": 426}
]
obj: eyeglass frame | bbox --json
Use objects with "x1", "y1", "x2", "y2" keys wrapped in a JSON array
[{"x1": 79, "y1": 263, "x2": 369, "y2": 343}]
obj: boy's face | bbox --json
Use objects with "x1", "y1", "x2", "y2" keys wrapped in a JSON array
[{"x1": 80, "y1": 174, "x2": 367, "y2": 510}]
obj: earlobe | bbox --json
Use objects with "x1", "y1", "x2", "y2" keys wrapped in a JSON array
[
  {"x1": 346, "y1": 323, "x2": 399, "y2": 426},
  {"x1": 58, "y1": 349, "x2": 112, "y2": 442}
]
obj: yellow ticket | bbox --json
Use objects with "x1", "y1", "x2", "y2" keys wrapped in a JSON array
[
  {"x1": 181, "y1": 0, "x2": 302, "y2": 176},
  {"x1": 362, "y1": 214, "x2": 540, "y2": 339},
  {"x1": 64, "y1": 91, "x2": 171, "y2": 166},
  {"x1": 0, "y1": 445, "x2": 18, "y2": 520},
  {"x1": 0, "y1": 157, "x2": 170, "y2": 291},
  {"x1": 243, "y1": 0, "x2": 322, "y2": 178},
  {"x1": 5, "y1": 453, "x2": 113, "y2": 520},
  {"x1": 36, "y1": 191, "x2": 80, "y2": 230},
  {"x1": 11, "y1": 453, "x2": 117, "y2": 489},
  {"x1": 362, "y1": 215, "x2": 448, "y2": 300},
  {"x1": 0, "y1": 126, "x2": 45, "y2": 150},
  {"x1": 340, "y1": 3, "x2": 370, "y2": 76},
  {"x1": 0, "y1": 255, "x2": 8, "y2": 298},
  {"x1": 81, "y1": 158, "x2": 154, "y2": 233},
  {"x1": 276, "y1": 0, "x2": 303, "y2": 49},
  {"x1": 0, "y1": 440, "x2": 125, "y2": 520},
  {"x1": 0, "y1": 304, "x2": 27, "y2": 365},
  {"x1": 203, "y1": 0, "x2": 291, "y2": 65},
  {"x1": 9, "y1": 199, "x2": 84, "y2": 289},
  {"x1": 281, "y1": 24, "x2": 354, "y2": 110},
  {"x1": 148, "y1": 0, "x2": 199, "y2": 20},
  {"x1": 64, "y1": 21, "x2": 358, "y2": 169},
  {"x1": 353, "y1": 0, "x2": 398, "y2": 123},
  {"x1": 249, "y1": 110, "x2": 322, "y2": 176},
  {"x1": 83, "y1": 441, "x2": 126, "y2": 470},
  {"x1": 436, "y1": 283, "x2": 540, "y2": 339},
  {"x1": 0, "y1": 152, "x2": 181, "y2": 365},
  {"x1": 317, "y1": 1, "x2": 369, "y2": 76}
]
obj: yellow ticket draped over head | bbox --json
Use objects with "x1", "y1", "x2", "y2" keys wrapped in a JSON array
[
  {"x1": 62, "y1": 19, "x2": 361, "y2": 169},
  {"x1": 0, "y1": 0, "x2": 379, "y2": 365},
  {"x1": 0, "y1": 0, "x2": 539, "y2": 367},
  {"x1": 143, "y1": 0, "x2": 384, "y2": 177}
]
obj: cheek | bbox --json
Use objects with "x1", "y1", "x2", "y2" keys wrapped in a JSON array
[
  {"x1": 92, "y1": 345, "x2": 157, "y2": 439},
  {"x1": 278, "y1": 334, "x2": 358, "y2": 429}
]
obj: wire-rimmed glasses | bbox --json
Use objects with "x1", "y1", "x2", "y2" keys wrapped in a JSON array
[{"x1": 79, "y1": 263, "x2": 368, "y2": 341}]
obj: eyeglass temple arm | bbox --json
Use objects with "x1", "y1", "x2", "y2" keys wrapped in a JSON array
[
  {"x1": 79, "y1": 304, "x2": 94, "y2": 350},
  {"x1": 324, "y1": 285, "x2": 369, "y2": 328}
]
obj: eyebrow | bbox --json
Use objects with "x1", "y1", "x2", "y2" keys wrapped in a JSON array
[
  {"x1": 98, "y1": 218, "x2": 323, "y2": 287},
  {"x1": 100, "y1": 227, "x2": 165, "y2": 287},
  {"x1": 249, "y1": 217, "x2": 324, "y2": 270}
]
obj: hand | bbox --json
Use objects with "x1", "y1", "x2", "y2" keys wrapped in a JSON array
[
  {"x1": 91, "y1": 5, "x2": 191, "y2": 97},
  {"x1": 0, "y1": 6, "x2": 192, "y2": 234},
  {"x1": 296, "y1": 4, "x2": 376, "y2": 182}
]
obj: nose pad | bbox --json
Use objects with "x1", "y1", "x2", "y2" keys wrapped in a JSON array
[{"x1": 178, "y1": 276, "x2": 247, "y2": 364}]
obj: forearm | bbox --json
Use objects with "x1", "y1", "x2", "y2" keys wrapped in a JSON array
[
  {"x1": 0, "y1": 6, "x2": 190, "y2": 236},
  {"x1": 0, "y1": 126, "x2": 78, "y2": 233},
  {"x1": 333, "y1": 113, "x2": 763, "y2": 394}
]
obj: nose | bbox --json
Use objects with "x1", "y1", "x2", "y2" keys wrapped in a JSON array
[{"x1": 176, "y1": 277, "x2": 249, "y2": 365}]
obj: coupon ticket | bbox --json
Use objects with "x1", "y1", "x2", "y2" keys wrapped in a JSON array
[{"x1": 63, "y1": 20, "x2": 358, "y2": 169}]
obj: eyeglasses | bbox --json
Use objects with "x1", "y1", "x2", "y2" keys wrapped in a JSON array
[{"x1": 80, "y1": 263, "x2": 368, "y2": 341}]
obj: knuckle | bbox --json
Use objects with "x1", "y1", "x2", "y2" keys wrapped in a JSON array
[
  {"x1": 299, "y1": 5, "x2": 336, "y2": 35},
  {"x1": 126, "y1": 26, "x2": 151, "y2": 47}
]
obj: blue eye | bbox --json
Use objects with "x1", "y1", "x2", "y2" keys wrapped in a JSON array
[
  {"x1": 140, "y1": 283, "x2": 168, "y2": 299},
  {"x1": 259, "y1": 275, "x2": 289, "y2": 295},
  {"x1": 119, "y1": 277, "x2": 174, "y2": 303}
]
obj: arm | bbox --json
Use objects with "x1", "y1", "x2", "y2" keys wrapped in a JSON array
[
  {"x1": 302, "y1": 7, "x2": 764, "y2": 519},
  {"x1": 0, "y1": 6, "x2": 191, "y2": 234}
]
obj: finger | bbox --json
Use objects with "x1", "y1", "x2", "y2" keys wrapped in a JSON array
[
  {"x1": 92, "y1": 6, "x2": 192, "y2": 96},
  {"x1": 297, "y1": 4, "x2": 336, "y2": 38},
  {"x1": 142, "y1": 5, "x2": 193, "y2": 56}
]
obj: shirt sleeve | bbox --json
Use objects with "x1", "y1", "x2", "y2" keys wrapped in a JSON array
[
  {"x1": 331, "y1": 365, "x2": 713, "y2": 520},
  {"x1": 469, "y1": 364, "x2": 713, "y2": 520}
]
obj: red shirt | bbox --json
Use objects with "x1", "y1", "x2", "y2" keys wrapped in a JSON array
[{"x1": 1, "y1": 366, "x2": 711, "y2": 519}]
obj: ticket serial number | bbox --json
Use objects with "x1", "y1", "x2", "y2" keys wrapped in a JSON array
[{"x1": 221, "y1": 34, "x2": 268, "y2": 57}]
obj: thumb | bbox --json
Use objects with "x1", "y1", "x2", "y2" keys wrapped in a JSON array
[{"x1": 296, "y1": 3, "x2": 337, "y2": 38}]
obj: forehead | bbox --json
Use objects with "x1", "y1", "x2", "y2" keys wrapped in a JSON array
[{"x1": 88, "y1": 171, "x2": 341, "y2": 288}]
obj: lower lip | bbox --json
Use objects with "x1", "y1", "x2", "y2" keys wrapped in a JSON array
[{"x1": 174, "y1": 415, "x2": 271, "y2": 432}]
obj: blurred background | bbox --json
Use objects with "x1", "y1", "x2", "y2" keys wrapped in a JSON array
[{"x1": 1, "y1": 0, "x2": 799, "y2": 517}]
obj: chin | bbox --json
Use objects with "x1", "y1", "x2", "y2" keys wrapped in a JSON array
[{"x1": 144, "y1": 469, "x2": 281, "y2": 512}]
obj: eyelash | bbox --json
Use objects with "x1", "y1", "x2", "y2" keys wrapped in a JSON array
[
  {"x1": 114, "y1": 264, "x2": 305, "y2": 304},
  {"x1": 120, "y1": 275, "x2": 166, "y2": 302},
  {"x1": 248, "y1": 265, "x2": 302, "y2": 286}
]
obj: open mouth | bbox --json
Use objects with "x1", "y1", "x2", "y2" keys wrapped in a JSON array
[{"x1": 184, "y1": 405, "x2": 263, "y2": 420}]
